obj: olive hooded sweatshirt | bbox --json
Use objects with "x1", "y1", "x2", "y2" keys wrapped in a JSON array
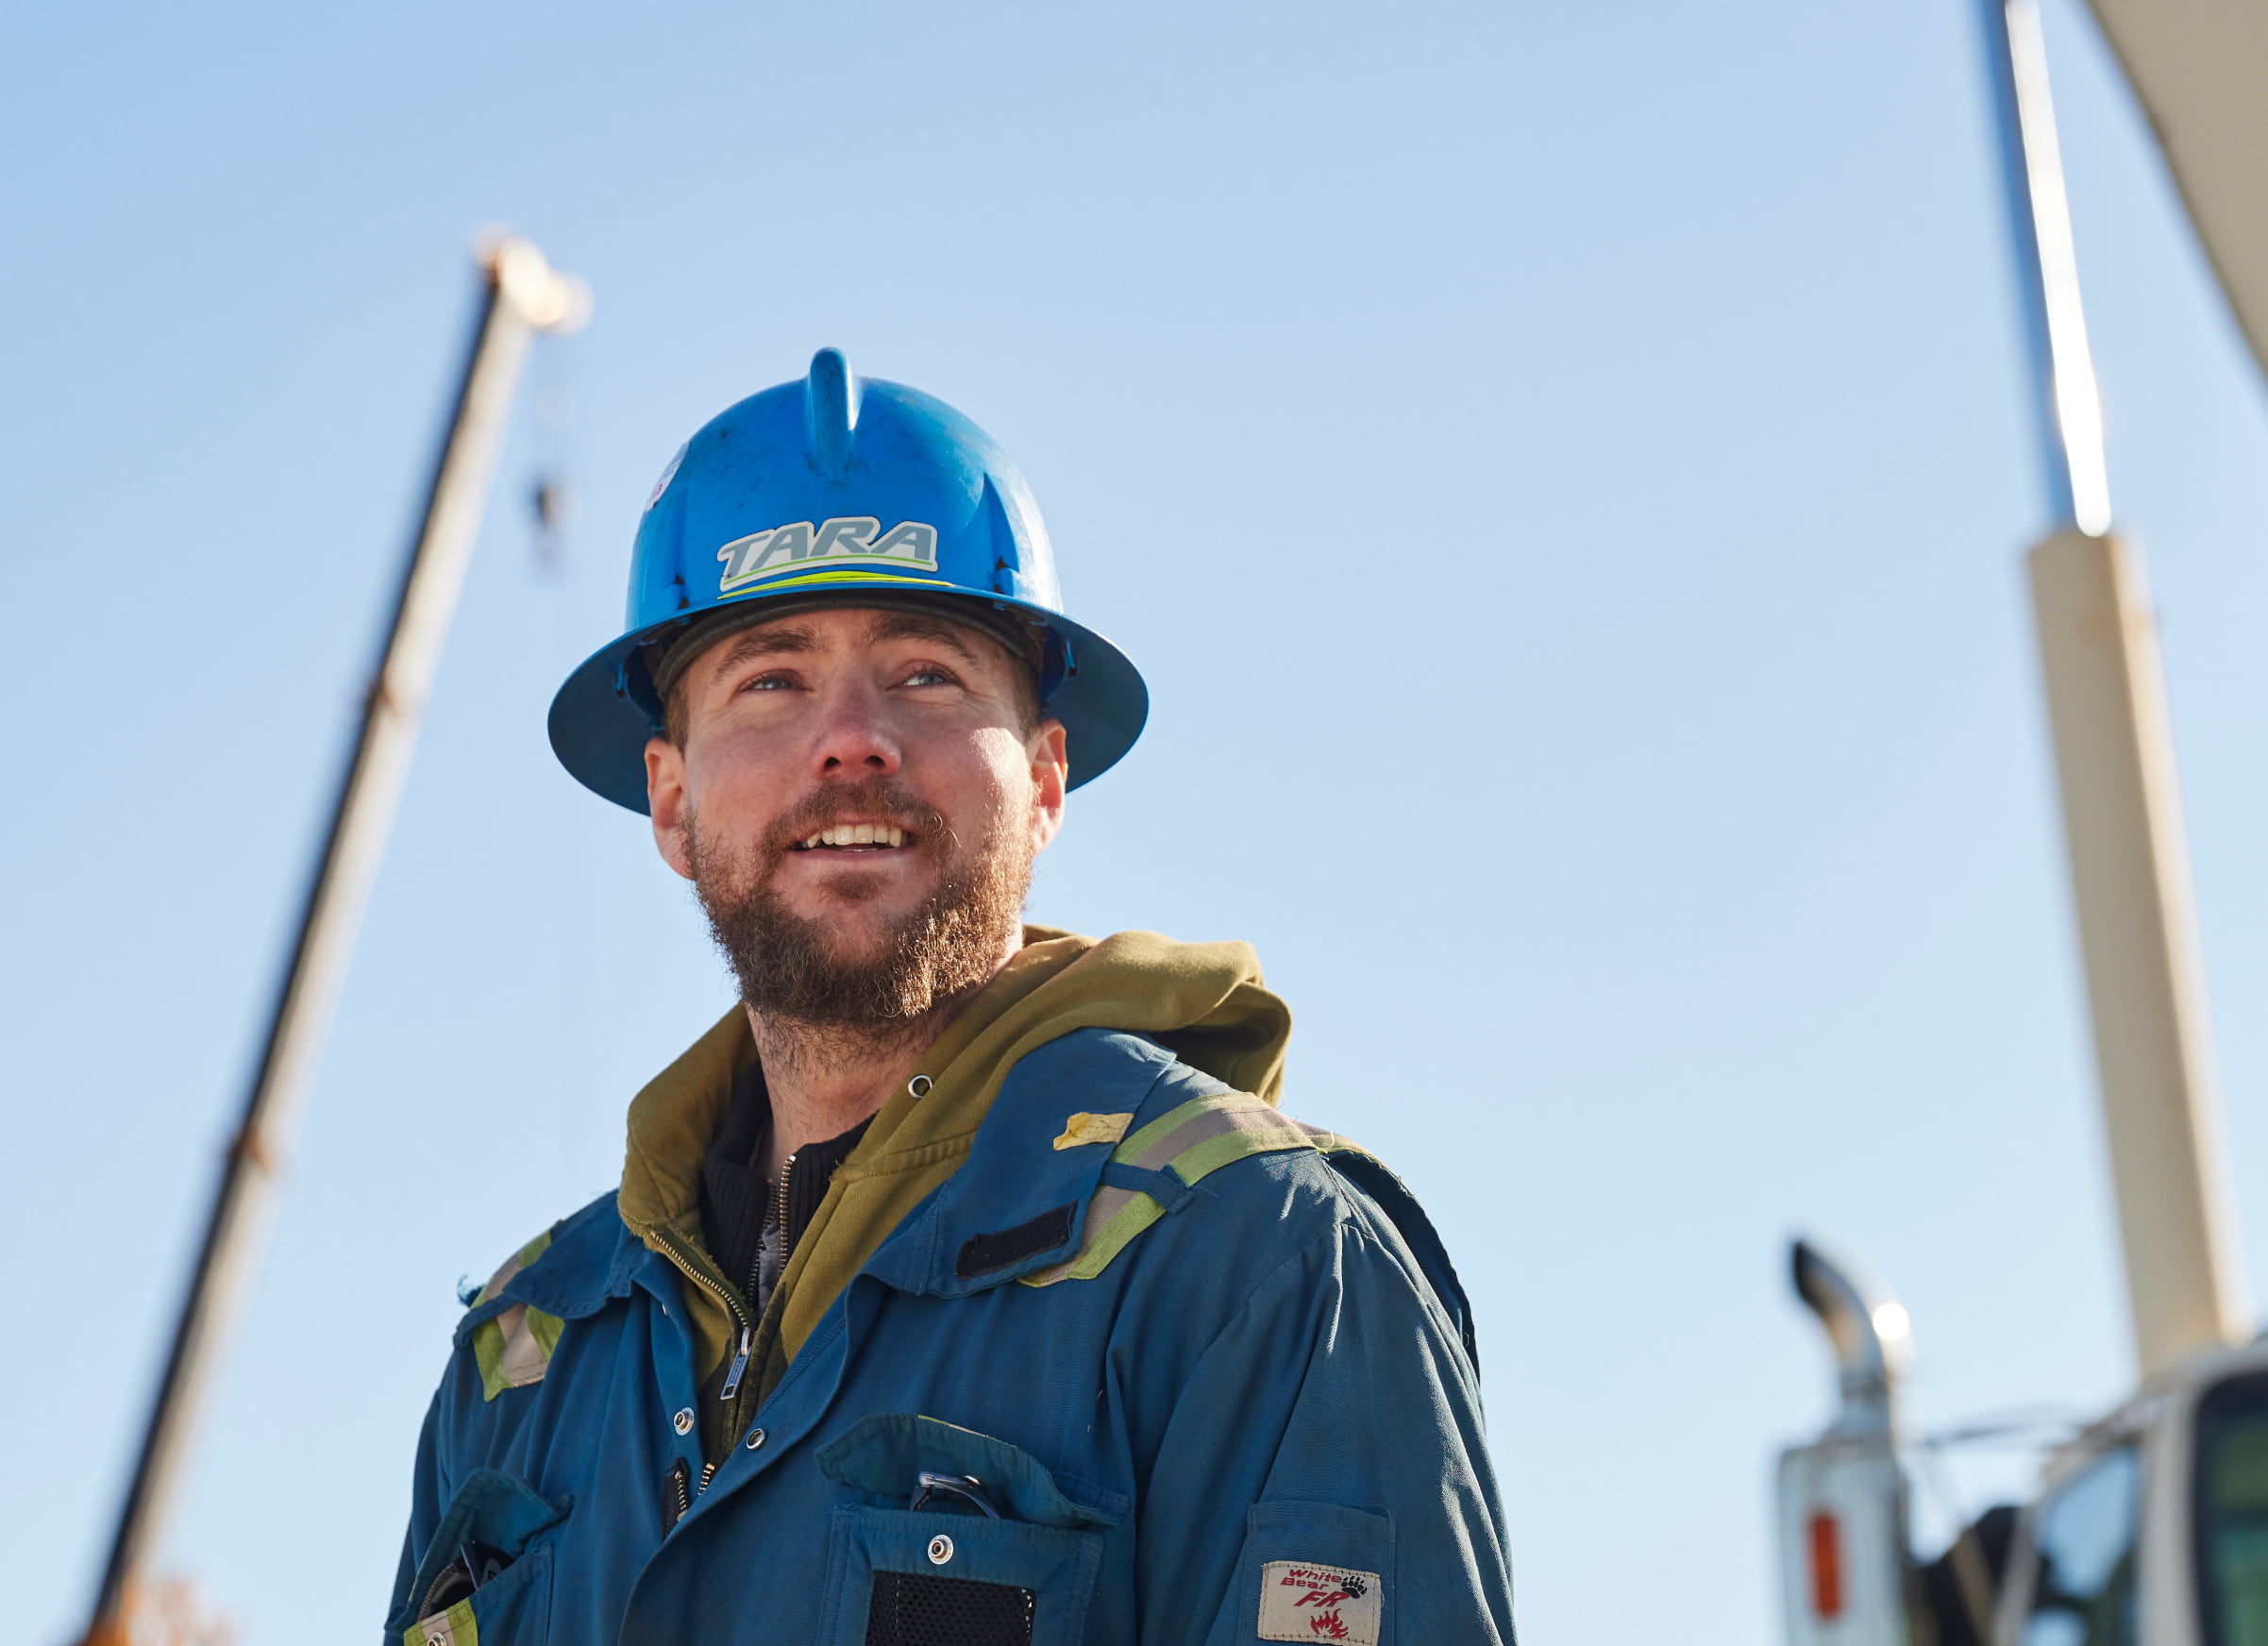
[{"x1": 614, "y1": 926, "x2": 1291, "y2": 1448}]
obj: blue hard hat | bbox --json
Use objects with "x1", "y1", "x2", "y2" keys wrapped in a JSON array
[{"x1": 548, "y1": 349, "x2": 1148, "y2": 813}]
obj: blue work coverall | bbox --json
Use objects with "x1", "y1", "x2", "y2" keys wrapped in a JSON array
[{"x1": 387, "y1": 1029, "x2": 1517, "y2": 1644}]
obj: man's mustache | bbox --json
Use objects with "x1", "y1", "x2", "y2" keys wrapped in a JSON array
[{"x1": 758, "y1": 777, "x2": 953, "y2": 860}]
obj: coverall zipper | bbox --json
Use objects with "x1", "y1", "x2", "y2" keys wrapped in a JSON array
[
  {"x1": 664, "y1": 1457, "x2": 692, "y2": 1530},
  {"x1": 646, "y1": 1222, "x2": 753, "y2": 1492},
  {"x1": 651, "y1": 1151, "x2": 801, "y2": 1497}
]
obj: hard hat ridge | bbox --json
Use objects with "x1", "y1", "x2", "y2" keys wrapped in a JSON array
[
  {"x1": 546, "y1": 349, "x2": 1148, "y2": 814},
  {"x1": 805, "y1": 346, "x2": 858, "y2": 476}
]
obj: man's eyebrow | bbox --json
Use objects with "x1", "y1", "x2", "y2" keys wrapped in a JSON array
[
  {"x1": 702, "y1": 622, "x2": 818, "y2": 680},
  {"x1": 865, "y1": 610, "x2": 989, "y2": 667}
]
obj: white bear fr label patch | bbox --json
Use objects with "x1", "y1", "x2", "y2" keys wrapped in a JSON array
[{"x1": 1257, "y1": 1560, "x2": 1382, "y2": 1642}]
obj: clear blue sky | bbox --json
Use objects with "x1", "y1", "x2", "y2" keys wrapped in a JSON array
[{"x1": 4, "y1": 1, "x2": 2265, "y2": 1641}]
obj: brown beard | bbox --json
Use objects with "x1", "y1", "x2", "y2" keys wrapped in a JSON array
[{"x1": 684, "y1": 774, "x2": 1033, "y2": 1050}]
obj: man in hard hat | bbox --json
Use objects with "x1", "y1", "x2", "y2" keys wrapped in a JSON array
[{"x1": 386, "y1": 351, "x2": 1516, "y2": 1645}]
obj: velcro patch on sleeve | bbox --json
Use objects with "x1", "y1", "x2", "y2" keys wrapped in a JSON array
[
  {"x1": 1258, "y1": 1561, "x2": 1381, "y2": 1643},
  {"x1": 955, "y1": 1202, "x2": 1079, "y2": 1277}
]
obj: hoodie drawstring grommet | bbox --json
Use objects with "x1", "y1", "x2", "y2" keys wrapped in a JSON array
[{"x1": 907, "y1": 1074, "x2": 933, "y2": 1100}]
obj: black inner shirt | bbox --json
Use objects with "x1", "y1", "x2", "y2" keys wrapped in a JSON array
[{"x1": 697, "y1": 1061, "x2": 872, "y2": 1319}]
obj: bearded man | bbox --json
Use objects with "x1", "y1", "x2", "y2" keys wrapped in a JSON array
[{"x1": 385, "y1": 352, "x2": 1517, "y2": 1646}]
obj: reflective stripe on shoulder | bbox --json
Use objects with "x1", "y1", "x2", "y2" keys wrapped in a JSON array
[
  {"x1": 1021, "y1": 1094, "x2": 1359, "y2": 1287},
  {"x1": 1295, "y1": 1122, "x2": 1366, "y2": 1158},
  {"x1": 472, "y1": 1227, "x2": 555, "y2": 1306},
  {"x1": 1117, "y1": 1092, "x2": 1314, "y2": 1176},
  {"x1": 469, "y1": 1228, "x2": 564, "y2": 1400}
]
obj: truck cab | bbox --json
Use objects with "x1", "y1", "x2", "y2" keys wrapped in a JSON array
[
  {"x1": 1999, "y1": 1343, "x2": 2268, "y2": 1646},
  {"x1": 1778, "y1": 1245, "x2": 2268, "y2": 1646}
]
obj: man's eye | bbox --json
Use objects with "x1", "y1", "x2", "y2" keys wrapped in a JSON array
[
  {"x1": 902, "y1": 668, "x2": 954, "y2": 688},
  {"x1": 741, "y1": 674, "x2": 795, "y2": 693}
]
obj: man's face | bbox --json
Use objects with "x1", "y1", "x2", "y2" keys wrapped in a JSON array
[{"x1": 645, "y1": 605, "x2": 1067, "y2": 1024}]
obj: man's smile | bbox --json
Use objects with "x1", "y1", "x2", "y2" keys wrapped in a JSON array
[{"x1": 789, "y1": 821, "x2": 912, "y2": 853}]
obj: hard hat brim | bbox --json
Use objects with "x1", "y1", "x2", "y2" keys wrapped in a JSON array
[{"x1": 546, "y1": 585, "x2": 1148, "y2": 815}]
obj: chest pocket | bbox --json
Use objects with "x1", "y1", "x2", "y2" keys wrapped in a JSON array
[
  {"x1": 815, "y1": 1416, "x2": 1122, "y2": 1646},
  {"x1": 388, "y1": 1470, "x2": 570, "y2": 1646}
]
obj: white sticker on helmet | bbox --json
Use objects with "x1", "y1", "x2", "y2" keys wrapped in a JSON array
[{"x1": 645, "y1": 442, "x2": 687, "y2": 511}]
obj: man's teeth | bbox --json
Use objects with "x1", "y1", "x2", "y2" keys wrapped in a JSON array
[{"x1": 798, "y1": 824, "x2": 906, "y2": 849}]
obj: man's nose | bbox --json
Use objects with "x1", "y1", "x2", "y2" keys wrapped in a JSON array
[{"x1": 810, "y1": 680, "x2": 902, "y2": 779}]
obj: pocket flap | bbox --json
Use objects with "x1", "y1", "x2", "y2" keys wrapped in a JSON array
[
  {"x1": 816, "y1": 1415, "x2": 1120, "y2": 1530},
  {"x1": 387, "y1": 1470, "x2": 570, "y2": 1636}
]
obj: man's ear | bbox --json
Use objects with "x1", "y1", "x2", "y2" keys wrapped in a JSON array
[
  {"x1": 647, "y1": 735, "x2": 695, "y2": 881},
  {"x1": 1029, "y1": 718, "x2": 1069, "y2": 852}
]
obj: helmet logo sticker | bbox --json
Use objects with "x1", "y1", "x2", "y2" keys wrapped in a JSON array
[
  {"x1": 717, "y1": 517, "x2": 939, "y2": 593},
  {"x1": 645, "y1": 442, "x2": 688, "y2": 512}
]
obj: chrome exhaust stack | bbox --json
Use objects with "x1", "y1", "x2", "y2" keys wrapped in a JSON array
[
  {"x1": 1791, "y1": 1237, "x2": 1911, "y2": 1440},
  {"x1": 1776, "y1": 1238, "x2": 1916, "y2": 1646}
]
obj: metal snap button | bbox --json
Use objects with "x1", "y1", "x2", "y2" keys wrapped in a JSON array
[
  {"x1": 672, "y1": 1407, "x2": 695, "y2": 1436},
  {"x1": 928, "y1": 1533, "x2": 954, "y2": 1565},
  {"x1": 745, "y1": 1426, "x2": 766, "y2": 1451}
]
